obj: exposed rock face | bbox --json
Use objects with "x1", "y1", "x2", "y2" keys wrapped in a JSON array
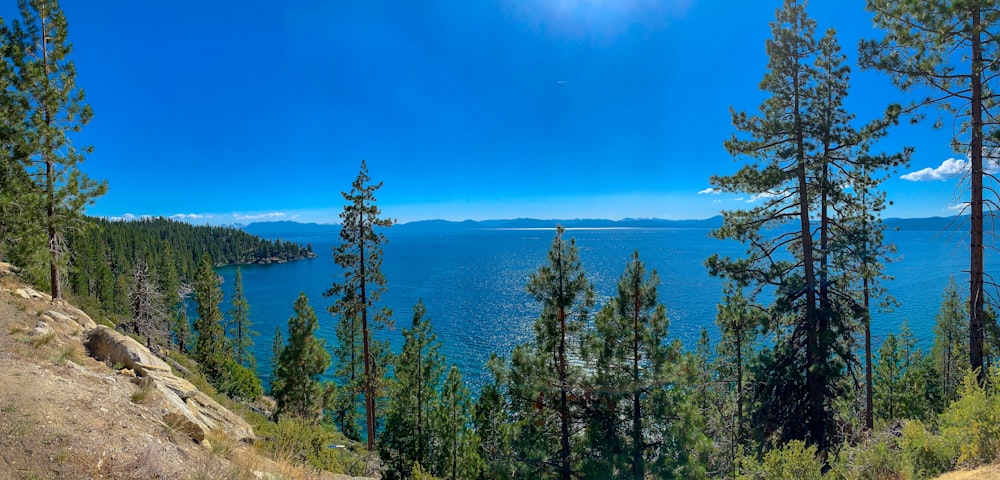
[
  {"x1": 85, "y1": 326, "x2": 170, "y2": 375},
  {"x1": 84, "y1": 325, "x2": 255, "y2": 445}
]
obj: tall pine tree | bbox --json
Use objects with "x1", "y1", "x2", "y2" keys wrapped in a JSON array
[
  {"x1": 228, "y1": 267, "x2": 258, "y2": 370},
  {"x1": 862, "y1": 0, "x2": 999, "y2": 382},
  {"x1": 7, "y1": 0, "x2": 106, "y2": 298},
  {"x1": 324, "y1": 159, "x2": 394, "y2": 450},
  {"x1": 508, "y1": 226, "x2": 594, "y2": 480},
  {"x1": 192, "y1": 254, "x2": 229, "y2": 384}
]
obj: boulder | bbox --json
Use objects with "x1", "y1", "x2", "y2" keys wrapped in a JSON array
[
  {"x1": 146, "y1": 369, "x2": 255, "y2": 444},
  {"x1": 84, "y1": 326, "x2": 170, "y2": 375},
  {"x1": 14, "y1": 287, "x2": 51, "y2": 302},
  {"x1": 82, "y1": 325, "x2": 255, "y2": 445},
  {"x1": 31, "y1": 321, "x2": 53, "y2": 336},
  {"x1": 49, "y1": 304, "x2": 97, "y2": 330}
]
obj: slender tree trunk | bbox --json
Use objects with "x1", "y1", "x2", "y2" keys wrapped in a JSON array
[
  {"x1": 793, "y1": 55, "x2": 823, "y2": 450},
  {"x1": 360, "y1": 213, "x2": 376, "y2": 451},
  {"x1": 864, "y1": 278, "x2": 873, "y2": 430},
  {"x1": 557, "y1": 247, "x2": 571, "y2": 480},
  {"x1": 41, "y1": 16, "x2": 60, "y2": 301},
  {"x1": 970, "y1": 4, "x2": 986, "y2": 383},
  {"x1": 417, "y1": 331, "x2": 423, "y2": 464},
  {"x1": 632, "y1": 288, "x2": 643, "y2": 480}
]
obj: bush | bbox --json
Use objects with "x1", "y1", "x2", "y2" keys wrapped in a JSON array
[
  {"x1": 901, "y1": 420, "x2": 958, "y2": 478},
  {"x1": 736, "y1": 440, "x2": 823, "y2": 480},
  {"x1": 828, "y1": 436, "x2": 913, "y2": 480},
  {"x1": 256, "y1": 416, "x2": 359, "y2": 475},
  {"x1": 938, "y1": 369, "x2": 1000, "y2": 468},
  {"x1": 219, "y1": 359, "x2": 263, "y2": 402}
]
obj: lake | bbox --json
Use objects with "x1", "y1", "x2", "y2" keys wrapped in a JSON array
[{"x1": 212, "y1": 227, "x2": 983, "y2": 394}]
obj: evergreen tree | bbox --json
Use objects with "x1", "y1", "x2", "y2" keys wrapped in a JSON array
[
  {"x1": 862, "y1": 0, "x2": 999, "y2": 382},
  {"x1": 585, "y1": 251, "x2": 705, "y2": 479},
  {"x1": 508, "y1": 226, "x2": 594, "y2": 479},
  {"x1": 324, "y1": 159, "x2": 395, "y2": 450},
  {"x1": 192, "y1": 254, "x2": 229, "y2": 384},
  {"x1": 228, "y1": 267, "x2": 258, "y2": 370},
  {"x1": 474, "y1": 353, "x2": 516, "y2": 479},
  {"x1": 271, "y1": 292, "x2": 330, "y2": 420},
  {"x1": 172, "y1": 298, "x2": 191, "y2": 354},
  {"x1": 432, "y1": 366, "x2": 483, "y2": 480},
  {"x1": 7, "y1": 0, "x2": 107, "y2": 299},
  {"x1": 932, "y1": 277, "x2": 969, "y2": 405},
  {"x1": 707, "y1": 0, "x2": 904, "y2": 451},
  {"x1": 0, "y1": 14, "x2": 33, "y2": 265},
  {"x1": 381, "y1": 301, "x2": 445, "y2": 478}
]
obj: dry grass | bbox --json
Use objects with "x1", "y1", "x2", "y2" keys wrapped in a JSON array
[
  {"x1": 936, "y1": 464, "x2": 1000, "y2": 479},
  {"x1": 130, "y1": 377, "x2": 156, "y2": 404}
]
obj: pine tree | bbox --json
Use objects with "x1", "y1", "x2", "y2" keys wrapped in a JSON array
[
  {"x1": 707, "y1": 0, "x2": 904, "y2": 451},
  {"x1": 228, "y1": 267, "x2": 258, "y2": 370},
  {"x1": 432, "y1": 366, "x2": 483, "y2": 480},
  {"x1": 7, "y1": 0, "x2": 106, "y2": 299},
  {"x1": 381, "y1": 301, "x2": 445, "y2": 478},
  {"x1": 192, "y1": 254, "x2": 229, "y2": 384},
  {"x1": 172, "y1": 299, "x2": 191, "y2": 354},
  {"x1": 271, "y1": 292, "x2": 330, "y2": 420},
  {"x1": 0, "y1": 15, "x2": 34, "y2": 265},
  {"x1": 862, "y1": 0, "x2": 999, "y2": 382},
  {"x1": 508, "y1": 226, "x2": 594, "y2": 480},
  {"x1": 932, "y1": 277, "x2": 969, "y2": 405},
  {"x1": 585, "y1": 251, "x2": 704, "y2": 479},
  {"x1": 712, "y1": 285, "x2": 760, "y2": 475},
  {"x1": 324, "y1": 159, "x2": 395, "y2": 450}
]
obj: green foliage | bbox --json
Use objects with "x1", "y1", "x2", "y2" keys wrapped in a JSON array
[
  {"x1": 827, "y1": 437, "x2": 913, "y2": 480},
  {"x1": 381, "y1": 301, "x2": 445, "y2": 479},
  {"x1": 735, "y1": 440, "x2": 823, "y2": 480},
  {"x1": 432, "y1": 366, "x2": 483, "y2": 480},
  {"x1": 901, "y1": 420, "x2": 958, "y2": 479},
  {"x1": 271, "y1": 292, "x2": 330, "y2": 421},
  {"x1": 507, "y1": 225, "x2": 594, "y2": 479},
  {"x1": 192, "y1": 254, "x2": 231, "y2": 385},
  {"x1": 227, "y1": 267, "x2": 258, "y2": 370},
  {"x1": 219, "y1": 358, "x2": 263, "y2": 402},
  {"x1": 5, "y1": 0, "x2": 107, "y2": 300},
  {"x1": 938, "y1": 370, "x2": 1000, "y2": 469},
  {"x1": 324, "y1": 159, "x2": 395, "y2": 450},
  {"x1": 932, "y1": 278, "x2": 969, "y2": 405},
  {"x1": 256, "y1": 416, "x2": 356, "y2": 474}
]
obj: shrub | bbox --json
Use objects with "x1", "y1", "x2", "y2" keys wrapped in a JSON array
[
  {"x1": 219, "y1": 359, "x2": 263, "y2": 402},
  {"x1": 828, "y1": 437, "x2": 913, "y2": 480},
  {"x1": 256, "y1": 416, "x2": 356, "y2": 474},
  {"x1": 901, "y1": 420, "x2": 958, "y2": 478},
  {"x1": 735, "y1": 440, "x2": 823, "y2": 480}
]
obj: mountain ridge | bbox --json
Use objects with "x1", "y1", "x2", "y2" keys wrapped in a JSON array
[{"x1": 243, "y1": 214, "x2": 975, "y2": 236}]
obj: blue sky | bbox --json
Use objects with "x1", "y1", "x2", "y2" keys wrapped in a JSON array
[{"x1": 1, "y1": 1, "x2": 973, "y2": 224}]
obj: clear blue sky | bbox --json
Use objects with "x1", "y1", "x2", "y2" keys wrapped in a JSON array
[{"x1": 2, "y1": 1, "x2": 971, "y2": 224}]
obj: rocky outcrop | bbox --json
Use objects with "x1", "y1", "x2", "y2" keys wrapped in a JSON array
[
  {"x1": 85, "y1": 326, "x2": 170, "y2": 375},
  {"x1": 83, "y1": 325, "x2": 255, "y2": 445}
]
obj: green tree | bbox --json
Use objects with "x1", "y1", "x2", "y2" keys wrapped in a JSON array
[
  {"x1": 584, "y1": 251, "x2": 705, "y2": 479},
  {"x1": 432, "y1": 365, "x2": 483, "y2": 480},
  {"x1": 508, "y1": 225, "x2": 594, "y2": 480},
  {"x1": 228, "y1": 267, "x2": 258, "y2": 370},
  {"x1": 7, "y1": 0, "x2": 106, "y2": 299},
  {"x1": 862, "y1": 0, "x2": 1000, "y2": 382},
  {"x1": 172, "y1": 298, "x2": 191, "y2": 354},
  {"x1": 708, "y1": 0, "x2": 904, "y2": 451},
  {"x1": 933, "y1": 277, "x2": 970, "y2": 405},
  {"x1": 272, "y1": 292, "x2": 331, "y2": 420},
  {"x1": 0, "y1": 14, "x2": 33, "y2": 265},
  {"x1": 324, "y1": 159, "x2": 394, "y2": 450},
  {"x1": 192, "y1": 254, "x2": 229, "y2": 384},
  {"x1": 381, "y1": 301, "x2": 445, "y2": 478}
]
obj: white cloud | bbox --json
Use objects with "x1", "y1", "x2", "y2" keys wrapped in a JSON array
[
  {"x1": 698, "y1": 187, "x2": 718, "y2": 195},
  {"x1": 233, "y1": 212, "x2": 286, "y2": 221},
  {"x1": 947, "y1": 202, "x2": 970, "y2": 212},
  {"x1": 107, "y1": 213, "x2": 137, "y2": 221},
  {"x1": 747, "y1": 190, "x2": 785, "y2": 203},
  {"x1": 901, "y1": 158, "x2": 968, "y2": 181},
  {"x1": 170, "y1": 213, "x2": 212, "y2": 220}
]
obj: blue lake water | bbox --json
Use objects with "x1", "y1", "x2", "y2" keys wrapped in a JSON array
[{"x1": 212, "y1": 227, "x2": 985, "y2": 394}]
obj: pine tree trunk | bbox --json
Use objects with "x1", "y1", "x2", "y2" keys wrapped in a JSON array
[
  {"x1": 557, "y1": 247, "x2": 571, "y2": 480},
  {"x1": 969, "y1": 3, "x2": 986, "y2": 383},
  {"x1": 360, "y1": 211, "x2": 376, "y2": 451},
  {"x1": 632, "y1": 289, "x2": 643, "y2": 480}
]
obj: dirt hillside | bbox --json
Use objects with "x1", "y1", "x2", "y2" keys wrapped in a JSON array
[{"x1": 0, "y1": 264, "x2": 361, "y2": 480}]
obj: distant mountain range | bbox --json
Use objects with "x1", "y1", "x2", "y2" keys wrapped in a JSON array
[{"x1": 242, "y1": 214, "x2": 976, "y2": 237}]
